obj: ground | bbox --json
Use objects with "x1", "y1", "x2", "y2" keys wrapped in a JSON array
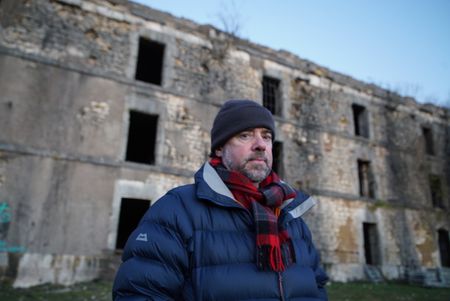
[{"x1": 0, "y1": 280, "x2": 449, "y2": 301}]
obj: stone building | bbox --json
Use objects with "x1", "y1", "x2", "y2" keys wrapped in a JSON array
[{"x1": 0, "y1": 0, "x2": 449, "y2": 287}]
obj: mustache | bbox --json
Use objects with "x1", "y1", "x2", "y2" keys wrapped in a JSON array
[{"x1": 245, "y1": 154, "x2": 268, "y2": 163}]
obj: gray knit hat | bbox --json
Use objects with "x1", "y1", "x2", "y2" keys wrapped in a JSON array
[{"x1": 210, "y1": 99, "x2": 275, "y2": 155}]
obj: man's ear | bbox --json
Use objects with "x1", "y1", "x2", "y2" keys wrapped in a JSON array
[{"x1": 215, "y1": 147, "x2": 223, "y2": 157}]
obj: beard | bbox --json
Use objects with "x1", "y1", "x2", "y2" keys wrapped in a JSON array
[{"x1": 222, "y1": 150, "x2": 272, "y2": 183}]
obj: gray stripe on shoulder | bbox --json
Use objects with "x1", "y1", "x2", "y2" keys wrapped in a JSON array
[
  {"x1": 280, "y1": 197, "x2": 294, "y2": 209},
  {"x1": 288, "y1": 197, "x2": 317, "y2": 218}
]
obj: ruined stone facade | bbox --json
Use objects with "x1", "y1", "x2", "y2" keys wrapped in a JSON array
[{"x1": 0, "y1": 0, "x2": 449, "y2": 287}]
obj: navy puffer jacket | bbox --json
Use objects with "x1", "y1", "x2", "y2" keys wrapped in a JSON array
[{"x1": 113, "y1": 162, "x2": 328, "y2": 300}]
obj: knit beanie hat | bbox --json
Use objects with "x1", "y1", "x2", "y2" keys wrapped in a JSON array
[{"x1": 210, "y1": 100, "x2": 275, "y2": 155}]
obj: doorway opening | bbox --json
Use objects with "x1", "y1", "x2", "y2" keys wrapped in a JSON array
[{"x1": 115, "y1": 198, "x2": 150, "y2": 250}]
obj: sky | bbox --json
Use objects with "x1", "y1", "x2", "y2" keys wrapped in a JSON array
[{"x1": 132, "y1": 0, "x2": 450, "y2": 107}]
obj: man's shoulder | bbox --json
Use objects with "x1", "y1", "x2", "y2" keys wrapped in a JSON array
[
  {"x1": 140, "y1": 183, "x2": 200, "y2": 227},
  {"x1": 149, "y1": 182, "x2": 209, "y2": 214},
  {"x1": 154, "y1": 183, "x2": 197, "y2": 206},
  {"x1": 281, "y1": 188, "x2": 316, "y2": 220},
  {"x1": 168, "y1": 183, "x2": 196, "y2": 195},
  {"x1": 294, "y1": 189, "x2": 311, "y2": 203}
]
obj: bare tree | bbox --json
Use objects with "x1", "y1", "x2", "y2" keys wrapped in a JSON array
[{"x1": 215, "y1": 0, "x2": 243, "y2": 37}]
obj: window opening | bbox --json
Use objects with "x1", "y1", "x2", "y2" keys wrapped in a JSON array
[
  {"x1": 262, "y1": 76, "x2": 281, "y2": 116},
  {"x1": 429, "y1": 175, "x2": 444, "y2": 208},
  {"x1": 135, "y1": 37, "x2": 165, "y2": 85},
  {"x1": 352, "y1": 104, "x2": 369, "y2": 138},
  {"x1": 125, "y1": 110, "x2": 158, "y2": 165},
  {"x1": 438, "y1": 229, "x2": 450, "y2": 267},
  {"x1": 363, "y1": 222, "x2": 380, "y2": 265},
  {"x1": 358, "y1": 160, "x2": 375, "y2": 198},
  {"x1": 422, "y1": 127, "x2": 434, "y2": 155},
  {"x1": 115, "y1": 198, "x2": 150, "y2": 250},
  {"x1": 272, "y1": 141, "x2": 283, "y2": 177}
]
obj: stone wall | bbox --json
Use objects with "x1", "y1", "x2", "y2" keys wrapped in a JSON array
[{"x1": 0, "y1": 0, "x2": 449, "y2": 287}]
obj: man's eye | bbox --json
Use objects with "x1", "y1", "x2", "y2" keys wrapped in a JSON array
[
  {"x1": 239, "y1": 133, "x2": 251, "y2": 139},
  {"x1": 263, "y1": 134, "x2": 272, "y2": 140}
]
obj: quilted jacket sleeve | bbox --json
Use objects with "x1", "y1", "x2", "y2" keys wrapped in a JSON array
[
  {"x1": 312, "y1": 247, "x2": 329, "y2": 300},
  {"x1": 112, "y1": 191, "x2": 191, "y2": 301},
  {"x1": 303, "y1": 220, "x2": 329, "y2": 300}
]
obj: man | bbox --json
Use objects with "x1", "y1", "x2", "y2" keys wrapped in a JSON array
[{"x1": 113, "y1": 99, "x2": 328, "y2": 300}]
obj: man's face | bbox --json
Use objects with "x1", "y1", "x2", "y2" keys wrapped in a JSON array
[{"x1": 215, "y1": 127, "x2": 273, "y2": 185}]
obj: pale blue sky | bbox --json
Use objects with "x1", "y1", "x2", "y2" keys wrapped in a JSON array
[{"x1": 132, "y1": 0, "x2": 450, "y2": 106}]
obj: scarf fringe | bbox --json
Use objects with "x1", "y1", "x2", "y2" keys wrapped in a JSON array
[
  {"x1": 257, "y1": 245, "x2": 286, "y2": 272},
  {"x1": 270, "y1": 245, "x2": 285, "y2": 272}
]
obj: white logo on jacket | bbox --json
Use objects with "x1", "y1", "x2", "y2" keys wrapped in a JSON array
[{"x1": 136, "y1": 233, "x2": 148, "y2": 242}]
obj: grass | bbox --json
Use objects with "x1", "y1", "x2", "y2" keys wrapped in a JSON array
[
  {"x1": 0, "y1": 280, "x2": 449, "y2": 301},
  {"x1": 328, "y1": 282, "x2": 450, "y2": 301},
  {"x1": 0, "y1": 280, "x2": 112, "y2": 301}
]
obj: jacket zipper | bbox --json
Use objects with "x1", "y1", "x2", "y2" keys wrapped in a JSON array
[{"x1": 278, "y1": 272, "x2": 286, "y2": 301}]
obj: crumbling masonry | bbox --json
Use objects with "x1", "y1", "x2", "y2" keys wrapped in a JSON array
[{"x1": 0, "y1": 0, "x2": 449, "y2": 287}]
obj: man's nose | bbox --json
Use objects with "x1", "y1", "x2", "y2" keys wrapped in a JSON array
[{"x1": 252, "y1": 135, "x2": 267, "y2": 151}]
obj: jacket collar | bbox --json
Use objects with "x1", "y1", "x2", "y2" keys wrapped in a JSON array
[
  {"x1": 195, "y1": 162, "x2": 316, "y2": 218},
  {"x1": 202, "y1": 162, "x2": 235, "y2": 200},
  {"x1": 195, "y1": 162, "x2": 242, "y2": 208}
]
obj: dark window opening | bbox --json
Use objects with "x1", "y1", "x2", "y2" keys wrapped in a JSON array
[
  {"x1": 422, "y1": 127, "x2": 434, "y2": 155},
  {"x1": 272, "y1": 141, "x2": 283, "y2": 177},
  {"x1": 438, "y1": 229, "x2": 450, "y2": 267},
  {"x1": 363, "y1": 222, "x2": 380, "y2": 265},
  {"x1": 358, "y1": 160, "x2": 375, "y2": 198},
  {"x1": 135, "y1": 37, "x2": 165, "y2": 85},
  {"x1": 429, "y1": 175, "x2": 444, "y2": 208},
  {"x1": 115, "y1": 198, "x2": 150, "y2": 250},
  {"x1": 262, "y1": 76, "x2": 281, "y2": 116},
  {"x1": 125, "y1": 110, "x2": 158, "y2": 165},
  {"x1": 352, "y1": 104, "x2": 369, "y2": 138}
]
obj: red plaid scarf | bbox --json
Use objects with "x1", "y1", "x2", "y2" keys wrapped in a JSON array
[{"x1": 210, "y1": 157, "x2": 296, "y2": 272}]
